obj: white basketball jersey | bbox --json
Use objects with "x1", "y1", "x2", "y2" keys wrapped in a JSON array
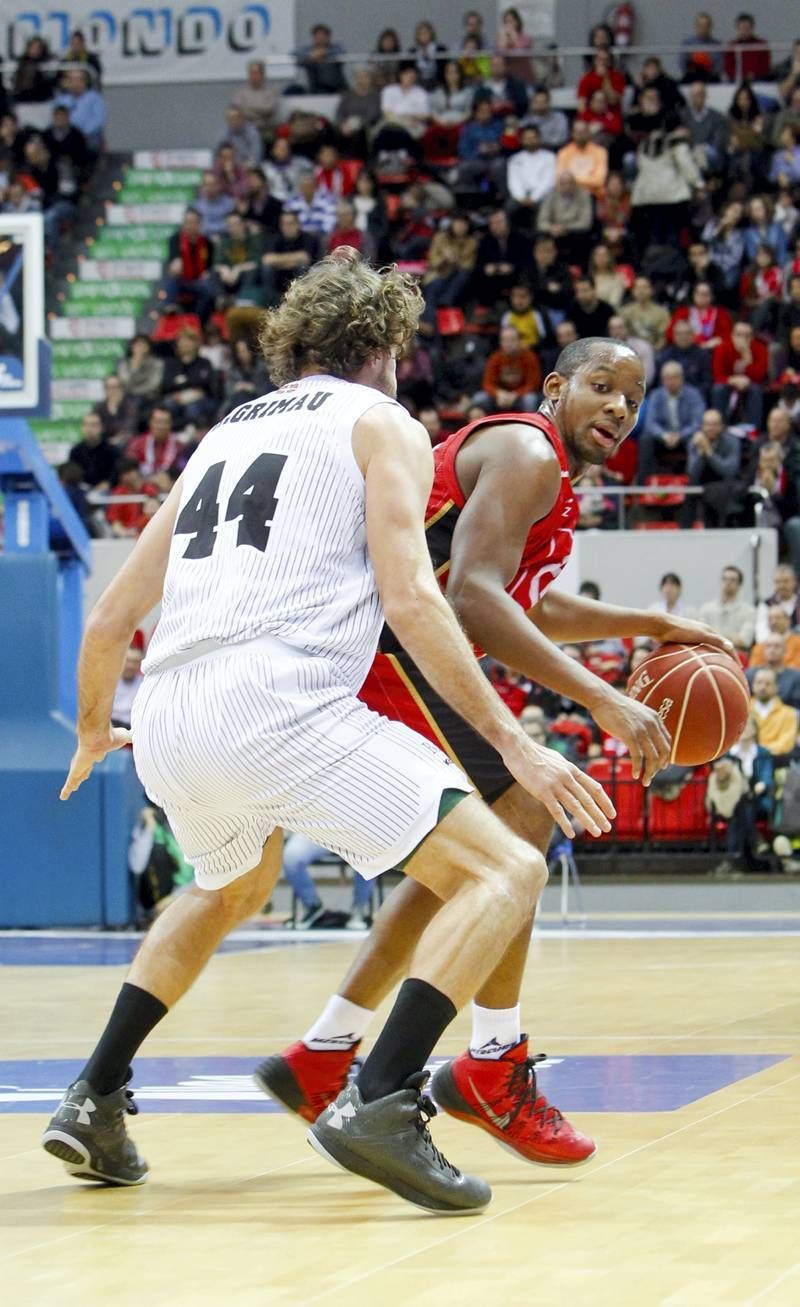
[{"x1": 144, "y1": 374, "x2": 400, "y2": 691}]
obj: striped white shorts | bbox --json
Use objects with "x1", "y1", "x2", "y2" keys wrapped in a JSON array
[{"x1": 131, "y1": 634, "x2": 472, "y2": 891}]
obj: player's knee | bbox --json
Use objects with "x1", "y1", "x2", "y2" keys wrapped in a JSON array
[
  {"x1": 501, "y1": 846, "x2": 548, "y2": 917},
  {"x1": 216, "y1": 873, "x2": 269, "y2": 924}
]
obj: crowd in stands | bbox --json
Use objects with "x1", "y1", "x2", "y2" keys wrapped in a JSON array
[{"x1": 0, "y1": 32, "x2": 107, "y2": 250}]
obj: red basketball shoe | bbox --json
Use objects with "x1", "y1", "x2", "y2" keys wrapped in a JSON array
[
  {"x1": 430, "y1": 1037, "x2": 595, "y2": 1166},
  {"x1": 254, "y1": 1041, "x2": 360, "y2": 1123}
]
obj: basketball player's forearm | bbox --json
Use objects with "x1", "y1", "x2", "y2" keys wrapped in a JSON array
[
  {"x1": 386, "y1": 585, "x2": 520, "y2": 755},
  {"x1": 453, "y1": 581, "x2": 618, "y2": 713},
  {"x1": 532, "y1": 591, "x2": 667, "y2": 643},
  {"x1": 75, "y1": 620, "x2": 133, "y2": 742}
]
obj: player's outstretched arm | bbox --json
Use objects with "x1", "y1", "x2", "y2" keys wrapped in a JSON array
[
  {"x1": 532, "y1": 590, "x2": 734, "y2": 654},
  {"x1": 352, "y1": 407, "x2": 614, "y2": 839},
  {"x1": 60, "y1": 478, "x2": 184, "y2": 800}
]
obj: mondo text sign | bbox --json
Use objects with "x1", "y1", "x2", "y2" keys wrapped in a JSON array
[{"x1": 1, "y1": 2, "x2": 295, "y2": 86}]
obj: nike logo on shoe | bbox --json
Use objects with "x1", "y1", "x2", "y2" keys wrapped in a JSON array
[
  {"x1": 467, "y1": 1078, "x2": 511, "y2": 1130},
  {"x1": 470, "y1": 1037, "x2": 515, "y2": 1058}
]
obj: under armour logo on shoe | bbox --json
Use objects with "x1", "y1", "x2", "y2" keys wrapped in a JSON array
[
  {"x1": 326, "y1": 1100, "x2": 357, "y2": 1131},
  {"x1": 467, "y1": 1079, "x2": 511, "y2": 1131},
  {"x1": 64, "y1": 1096, "x2": 96, "y2": 1126}
]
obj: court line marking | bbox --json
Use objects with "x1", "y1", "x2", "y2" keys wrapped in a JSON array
[
  {"x1": 301, "y1": 1067, "x2": 800, "y2": 1305},
  {"x1": 745, "y1": 1258, "x2": 800, "y2": 1304}
]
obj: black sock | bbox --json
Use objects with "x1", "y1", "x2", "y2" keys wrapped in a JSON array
[
  {"x1": 356, "y1": 978, "x2": 456, "y2": 1103},
  {"x1": 79, "y1": 982, "x2": 168, "y2": 1095}
]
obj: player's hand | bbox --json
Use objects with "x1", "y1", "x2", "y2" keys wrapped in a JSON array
[
  {"x1": 60, "y1": 727, "x2": 132, "y2": 800},
  {"x1": 501, "y1": 734, "x2": 615, "y2": 839},
  {"x1": 653, "y1": 615, "x2": 735, "y2": 657},
  {"x1": 591, "y1": 692, "x2": 672, "y2": 786}
]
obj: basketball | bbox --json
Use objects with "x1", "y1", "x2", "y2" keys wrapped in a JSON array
[{"x1": 626, "y1": 643, "x2": 751, "y2": 765}]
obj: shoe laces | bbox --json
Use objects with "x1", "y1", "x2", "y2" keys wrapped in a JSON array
[
  {"x1": 414, "y1": 1091, "x2": 461, "y2": 1177},
  {"x1": 123, "y1": 1087, "x2": 139, "y2": 1117},
  {"x1": 505, "y1": 1054, "x2": 563, "y2": 1133}
]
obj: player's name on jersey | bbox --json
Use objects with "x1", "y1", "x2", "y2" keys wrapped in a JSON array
[
  {"x1": 80, "y1": 259, "x2": 163, "y2": 282},
  {"x1": 220, "y1": 390, "x2": 334, "y2": 424}
]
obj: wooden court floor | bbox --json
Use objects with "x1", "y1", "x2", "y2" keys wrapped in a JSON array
[{"x1": 1, "y1": 923, "x2": 799, "y2": 1307}]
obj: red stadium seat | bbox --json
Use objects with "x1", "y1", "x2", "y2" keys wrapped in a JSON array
[
  {"x1": 436, "y1": 308, "x2": 466, "y2": 336},
  {"x1": 639, "y1": 474, "x2": 689, "y2": 507},
  {"x1": 648, "y1": 771, "x2": 709, "y2": 841},
  {"x1": 635, "y1": 521, "x2": 680, "y2": 530},
  {"x1": 587, "y1": 758, "x2": 644, "y2": 840}
]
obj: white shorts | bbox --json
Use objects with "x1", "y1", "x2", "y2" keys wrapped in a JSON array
[{"x1": 131, "y1": 634, "x2": 472, "y2": 891}]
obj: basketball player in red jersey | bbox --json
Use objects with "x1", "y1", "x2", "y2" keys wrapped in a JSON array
[{"x1": 257, "y1": 337, "x2": 731, "y2": 1166}]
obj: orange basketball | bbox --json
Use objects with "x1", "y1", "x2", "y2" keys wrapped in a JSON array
[{"x1": 626, "y1": 643, "x2": 750, "y2": 765}]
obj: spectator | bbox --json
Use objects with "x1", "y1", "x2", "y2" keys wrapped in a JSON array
[
  {"x1": 777, "y1": 277, "x2": 800, "y2": 349},
  {"x1": 632, "y1": 56, "x2": 685, "y2": 117},
  {"x1": 706, "y1": 754, "x2": 758, "y2": 879},
  {"x1": 422, "y1": 213, "x2": 476, "y2": 321},
  {"x1": 409, "y1": 20, "x2": 447, "y2": 91},
  {"x1": 684, "y1": 407, "x2": 742, "y2": 526},
  {"x1": 12, "y1": 37, "x2": 54, "y2": 104},
  {"x1": 668, "y1": 281, "x2": 733, "y2": 350},
  {"x1": 595, "y1": 170, "x2": 632, "y2": 253},
  {"x1": 231, "y1": 60, "x2": 277, "y2": 142},
  {"x1": 769, "y1": 125, "x2": 800, "y2": 187},
  {"x1": 576, "y1": 464, "x2": 616, "y2": 530},
  {"x1": 523, "y1": 86, "x2": 569, "y2": 150},
  {"x1": 456, "y1": 97, "x2": 505, "y2": 193},
  {"x1": 740, "y1": 242, "x2": 783, "y2": 334},
  {"x1": 699, "y1": 564, "x2": 756, "y2": 649},
  {"x1": 64, "y1": 30, "x2": 102, "y2": 87},
  {"x1": 117, "y1": 334, "x2": 164, "y2": 410},
  {"x1": 774, "y1": 38, "x2": 800, "y2": 97},
  {"x1": 755, "y1": 565, "x2": 800, "y2": 642},
  {"x1": 726, "y1": 85, "x2": 767, "y2": 189},
  {"x1": 111, "y1": 648, "x2": 143, "y2": 727},
  {"x1": 460, "y1": 33, "x2": 491, "y2": 87},
  {"x1": 92, "y1": 374, "x2": 138, "y2": 445},
  {"x1": 474, "y1": 324, "x2": 542, "y2": 413},
  {"x1": 350, "y1": 170, "x2": 389, "y2": 254},
  {"x1": 54, "y1": 69, "x2": 106, "y2": 156},
  {"x1": 160, "y1": 329, "x2": 219, "y2": 426},
  {"x1": 495, "y1": 7, "x2": 536, "y2": 84},
  {"x1": 327, "y1": 199, "x2": 374, "y2": 258},
  {"x1": 335, "y1": 68, "x2": 382, "y2": 157},
  {"x1": 418, "y1": 405, "x2": 443, "y2": 445},
  {"x1": 222, "y1": 337, "x2": 270, "y2": 414},
  {"x1": 750, "y1": 607, "x2": 800, "y2": 670},
  {"x1": 556, "y1": 119, "x2": 608, "y2": 197},
  {"x1": 743, "y1": 195, "x2": 788, "y2": 266},
  {"x1": 529, "y1": 232, "x2": 572, "y2": 312},
  {"x1": 473, "y1": 207, "x2": 531, "y2": 305},
  {"x1": 314, "y1": 143, "x2": 358, "y2": 199},
  {"x1": 164, "y1": 208, "x2": 215, "y2": 322},
  {"x1": 375, "y1": 64, "x2": 430, "y2": 162},
  {"x1": 43, "y1": 104, "x2": 89, "y2": 188},
  {"x1": 650, "y1": 571, "x2": 687, "y2": 619},
  {"x1": 586, "y1": 244, "x2": 626, "y2": 310},
  {"x1": 212, "y1": 210, "x2": 263, "y2": 297},
  {"x1": 729, "y1": 716, "x2": 774, "y2": 824},
  {"x1": 281, "y1": 834, "x2": 373, "y2": 931},
  {"x1": 772, "y1": 87, "x2": 800, "y2": 149},
  {"x1": 395, "y1": 337, "x2": 435, "y2": 411},
  {"x1": 296, "y1": 23, "x2": 346, "y2": 95},
  {"x1": 656, "y1": 316, "x2": 713, "y2": 395},
  {"x1": 237, "y1": 166, "x2": 282, "y2": 230},
  {"x1": 506, "y1": 124, "x2": 556, "y2": 213},
  {"x1": 724, "y1": 13, "x2": 771, "y2": 84},
  {"x1": 255, "y1": 210, "x2": 316, "y2": 305},
  {"x1": 372, "y1": 28, "x2": 402, "y2": 90},
  {"x1": 620, "y1": 275, "x2": 671, "y2": 349},
  {"x1": 679, "y1": 82, "x2": 729, "y2": 174},
  {"x1": 283, "y1": 171, "x2": 336, "y2": 236},
  {"x1": 746, "y1": 634, "x2": 800, "y2": 707},
  {"x1": 638, "y1": 360, "x2": 706, "y2": 477},
  {"x1": 501, "y1": 283, "x2": 553, "y2": 353},
  {"x1": 578, "y1": 89, "x2": 624, "y2": 143},
  {"x1": 429, "y1": 60, "x2": 472, "y2": 127},
  {"x1": 540, "y1": 318, "x2": 579, "y2": 373},
  {"x1": 263, "y1": 137, "x2": 312, "y2": 203},
  {"x1": 679, "y1": 240, "x2": 726, "y2": 304},
  {"x1": 626, "y1": 86, "x2": 671, "y2": 147},
  {"x1": 680, "y1": 12, "x2": 724, "y2": 83},
  {"x1": 749, "y1": 668, "x2": 798, "y2": 758},
  {"x1": 607, "y1": 315, "x2": 656, "y2": 385},
  {"x1": 126, "y1": 406, "x2": 181, "y2": 477},
  {"x1": 105, "y1": 459, "x2": 159, "y2": 538},
  {"x1": 194, "y1": 170, "x2": 236, "y2": 237},
  {"x1": 479, "y1": 54, "x2": 529, "y2": 119},
  {"x1": 577, "y1": 49, "x2": 625, "y2": 111},
  {"x1": 536, "y1": 172, "x2": 593, "y2": 265},
  {"x1": 212, "y1": 142, "x2": 249, "y2": 201},
  {"x1": 711, "y1": 320, "x2": 768, "y2": 428},
  {"x1": 630, "y1": 127, "x2": 701, "y2": 252},
  {"x1": 566, "y1": 276, "x2": 614, "y2": 338},
  {"x1": 52, "y1": 461, "x2": 91, "y2": 542},
  {"x1": 69, "y1": 411, "x2": 117, "y2": 492}
]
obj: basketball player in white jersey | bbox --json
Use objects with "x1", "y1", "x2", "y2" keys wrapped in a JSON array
[{"x1": 44, "y1": 251, "x2": 613, "y2": 1215}]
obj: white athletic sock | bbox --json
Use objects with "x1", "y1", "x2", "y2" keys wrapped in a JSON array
[
  {"x1": 469, "y1": 1003, "x2": 522, "y2": 1059},
  {"x1": 302, "y1": 994, "x2": 373, "y2": 1051}
]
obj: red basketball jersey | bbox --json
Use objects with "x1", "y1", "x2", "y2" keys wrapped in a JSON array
[{"x1": 424, "y1": 410, "x2": 578, "y2": 611}]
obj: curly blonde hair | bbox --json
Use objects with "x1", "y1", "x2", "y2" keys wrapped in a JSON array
[{"x1": 258, "y1": 249, "x2": 423, "y2": 386}]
